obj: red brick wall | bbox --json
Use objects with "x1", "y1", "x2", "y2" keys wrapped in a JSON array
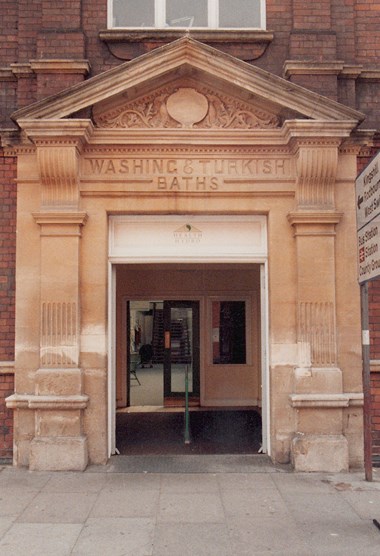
[
  {"x1": 0, "y1": 155, "x2": 16, "y2": 362},
  {"x1": 369, "y1": 280, "x2": 380, "y2": 360},
  {"x1": 0, "y1": 154, "x2": 16, "y2": 461},
  {"x1": 355, "y1": 2, "x2": 380, "y2": 64},
  {"x1": 0, "y1": 373, "x2": 14, "y2": 460},
  {"x1": 371, "y1": 370, "x2": 380, "y2": 464}
]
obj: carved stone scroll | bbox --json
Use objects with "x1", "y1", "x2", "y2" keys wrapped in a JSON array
[
  {"x1": 295, "y1": 144, "x2": 339, "y2": 209},
  {"x1": 38, "y1": 146, "x2": 80, "y2": 209}
]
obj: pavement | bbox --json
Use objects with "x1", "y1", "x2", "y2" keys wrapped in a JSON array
[{"x1": 1, "y1": 456, "x2": 380, "y2": 555}]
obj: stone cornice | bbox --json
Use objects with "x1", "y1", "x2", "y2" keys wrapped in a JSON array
[
  {"x1": 32, "y1": 211, "x2": 88, "y2": 226},
  {"x1": 283, "y1": 61, "x2": 380, "y2": 82},
  {"x1": 359, "y1": 70, "x2": 380, "y2": 82},
  {"x1": 0, "y1": 67, "x2": 16, "y2": 81},
  {"x1": 30, "y1": 59, "x2": 90, "y2": 75},
  {"x1": 18, "y1": 119, "x2": 94, "y2": 148},
  {"x1": 284, "y1": 120, "x2": 356, "y2": 142},
  {"x1": 9, "y1": 63, "x2": 33, "y2": 77},
  {"x1": 99, "y1": 28, "x2": 274, "y2": 61},
  {"x1": 287, "y1": 211, "x2": 343, "y2": 230},
  {"x1": 289, "y1": 393, "x2": 363, "y2": 408},
  {"x1": 33, "y1": 212, "x2": 88, "y2": 237},
  {"x1": 283, "y1": 60, "x2": 346, "y2": 79},
  {"x1": 99, "y1": 28, "x2": 273, "y2": 44},
  {"x1": 83, "y1": 120, "x2": 359, "y2": 148},
  {"x1": 6, "y1": 393, "x2": 89, "y2": 410}
]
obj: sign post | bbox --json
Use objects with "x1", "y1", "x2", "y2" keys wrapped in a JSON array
[{"x1": 356, "y1": 152, "x2": 380, "y2": 481}]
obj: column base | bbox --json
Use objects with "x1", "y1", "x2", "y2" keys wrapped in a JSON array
[
  {"x1": 29, "y1": 435, "x2": 88, "y2": 471},
  {"x1": 291, "y1": 433, "x2": 348, "y2": 472}
]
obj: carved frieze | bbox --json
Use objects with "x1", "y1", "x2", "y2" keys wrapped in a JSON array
[{"x1": 94, "y1": 85, "x2": 280, "y2": 130}]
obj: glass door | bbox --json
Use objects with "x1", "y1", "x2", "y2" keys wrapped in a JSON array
[{"x1": 163, "y1": 301, "x2": 200, "y2": 403}]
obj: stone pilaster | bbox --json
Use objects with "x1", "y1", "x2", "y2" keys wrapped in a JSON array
[
  {"x1": 8, "y1": 120, "x2": 93, "y2": 470},
  {"x1": 288, "y1": 137, "x2": 348, "y2": 471}
]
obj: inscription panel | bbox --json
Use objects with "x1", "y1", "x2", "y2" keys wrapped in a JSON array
[{"x1": 81, "y1": 155, "x2": 294, "y2": 193}]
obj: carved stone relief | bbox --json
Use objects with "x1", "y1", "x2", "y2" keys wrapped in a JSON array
[{"x1": 94, "y1": 85, "x2": 280, "y2": 130}]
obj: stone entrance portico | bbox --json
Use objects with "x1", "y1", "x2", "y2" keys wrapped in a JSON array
[{"x1": 6, "y1": 37, "x2": 366, "y2": 471}]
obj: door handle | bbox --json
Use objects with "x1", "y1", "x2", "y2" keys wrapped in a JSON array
[{"x1": 165, "y1": 331, "x2": 171, "y2": 349}]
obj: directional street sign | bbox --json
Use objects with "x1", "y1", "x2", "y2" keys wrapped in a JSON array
[
  {"x1": 357, "y1": 219, "x2": 380, "y2": 283},
  {"x1": 356, "y1": 152, "x2": 380, "y2": 283}
]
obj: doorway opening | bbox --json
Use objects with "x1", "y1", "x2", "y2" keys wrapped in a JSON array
[
  {"x1": 127, "y1": 300, "x2": 200, "y2": 408},
  {"x1": 114, "y1": 263, "x2": 265, "y2": 456}
]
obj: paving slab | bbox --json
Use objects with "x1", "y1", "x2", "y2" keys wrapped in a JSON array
[
  {"x1": 0, "y1": 489, "x2": 38, "y2": 517},
  {"x1": 0, "y1": 468, "x2": 51, "y2": 490},
  {"x1": 160, "y1": 472, "x2": 219, "y2": 493},
  {"x1": 17, "y1": 492, "x2": 98, "y2": 523},
  {"x1": 71, "y1": 517, "x2": 154, "y2": 556},
  {"x1": 153, "y1": 523, "x2": 233, "y2": 556},
  {"x1": 90, "y1": 488, "x2": 159, "y2": 518},
  {"x1": 1, "y1": 464, "x2": 380, "y2": 556},
  {"x1": 221, "y1": 487, "x2": 289, "y2": 518},
  {"x1": 217, "y1": 471, "x2": 276, "y2": 491},
  {"x1": 227, "y1": 515, "x2": 310, "y2": 556},
  {"x1": 158, "y1": 491, "x2": 225, "y2": 523},
  {"x1": 0, "y1": 523, "x2": 83, "y2": 556},
  {"x1": 41, "y1": 471, "x2": 108, "y2": 493}
]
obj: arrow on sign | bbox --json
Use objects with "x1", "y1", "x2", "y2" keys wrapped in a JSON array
[{"x1": 358, "y1": 194, "x2": 364, "y2": 209}]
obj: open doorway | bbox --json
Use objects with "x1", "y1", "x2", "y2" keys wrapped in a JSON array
[{"x1": 114, "y1": 263, "x2": 264, "y2": 455}]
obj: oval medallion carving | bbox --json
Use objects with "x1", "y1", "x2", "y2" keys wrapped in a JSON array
[{"x1": 166, "y1": 88, "x2": 208, "y2": 127}]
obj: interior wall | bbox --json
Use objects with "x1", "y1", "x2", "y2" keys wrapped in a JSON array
[{"x1": 116, "y1": 263, "x2": 261, "y2": 408}]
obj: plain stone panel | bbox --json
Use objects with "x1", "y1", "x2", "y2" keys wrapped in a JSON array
[
  {"x1": 71, "y1": 517, "x2": 154, "y2": 556},
  {"x1": 153, "y1": 523, "x2": 233, "y2": 556},
  {"x1": 17, "y1": 492, "x2": 97, "y2": 523},
  {"x1": 0, "y1": 523, "x2": 83, "y2": 556}
]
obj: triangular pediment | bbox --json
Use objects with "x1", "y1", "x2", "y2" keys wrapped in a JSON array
[{"x1": 12, "y1": 37, "x2": 364, "y2": 127}]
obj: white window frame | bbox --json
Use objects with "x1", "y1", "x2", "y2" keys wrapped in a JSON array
[{"x1": 108, "y1": 0, "x2": 266, "y2": 30}]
